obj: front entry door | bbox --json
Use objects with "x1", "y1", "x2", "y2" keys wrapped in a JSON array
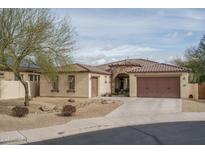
[{"x1": 91, "y1": 77, "x2": 98, "y2": 97}]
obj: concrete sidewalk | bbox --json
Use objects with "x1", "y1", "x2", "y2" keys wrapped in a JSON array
[
  {"x1": 1, "y1": 112, "x2": 205, "y2": 144},
  {"x1": 0, "y1": 117, "x2": 122, "y2": 144}
]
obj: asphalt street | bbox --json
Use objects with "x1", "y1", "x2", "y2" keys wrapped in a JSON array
[{"x1": 28, "y1": 121, "x2": 205, "y2": 145}]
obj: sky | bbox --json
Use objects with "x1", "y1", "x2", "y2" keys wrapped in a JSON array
[{"x1": 53, "y1": 9, "x2": 205, "y2": 65}]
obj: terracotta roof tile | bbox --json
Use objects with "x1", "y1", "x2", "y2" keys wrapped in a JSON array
[
  {"x1": 129, "y1": 63, "x2": 192, "y2": 73},
  {"x1": 77, "y1": 64, "x2": 111, "y2": 75},
  {"x1": 96, "y1": 59, "x2": 158, "y2": 72},
  {"x1": 57, "y1": 63, "x2": 111, "y2": 75},
  {"x1": 57, "y1": 59, "x2": 191, "y2": 74},
  {"x1": 57, "y1": 64, "x2": 88, "y2": 72}
]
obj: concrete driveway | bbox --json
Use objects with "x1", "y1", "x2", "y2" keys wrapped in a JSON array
[{"x1": 106, "y1": 97, "x2": 181, "y2": 118}]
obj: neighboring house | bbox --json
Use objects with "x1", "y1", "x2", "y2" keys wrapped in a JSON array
[
  {"x1": 0, "y1": 59, "x2": 40, "y2": 82},
  {"x1": 0, "y1": 61, "x2": 40, "y2": 99},
  {"x1": 40, "y1": 58, "x2": 195, "y2": 99},
  {"x1": 0, "y1": 70, "x2": 40, "y2": 82}
]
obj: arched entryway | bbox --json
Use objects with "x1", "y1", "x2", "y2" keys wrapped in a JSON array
[{"x1": 114, "y1": 73, "x2": 129, "y2": 96}]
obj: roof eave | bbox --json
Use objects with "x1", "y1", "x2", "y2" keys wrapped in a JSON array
[{"x1": 127, "y1": 70, "x2": 191, "y2": 73}]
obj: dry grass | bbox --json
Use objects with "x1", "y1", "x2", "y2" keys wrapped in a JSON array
[
  {"x1": 182, "y1": 99, "x2": 205, "y2": 112},
  {"x1": 0, "y1": 97, "x2": 122, "y2": 132}
]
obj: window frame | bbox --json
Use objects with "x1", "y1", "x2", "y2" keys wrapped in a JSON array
[
  {"x1": 67, "y1": 75, "x2": 75, "y2": 92},
  {"x1": 28, "y1": 74, "x2": 33, "y2": 81},
  {"x1": 51, "y1": 76, "x2": 59, "y2": 92}
]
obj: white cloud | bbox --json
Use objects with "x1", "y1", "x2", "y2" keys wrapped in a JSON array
[
  {"x1": 73, "y1": 44, "x2": 161, "y2": 65},
  {"x1": 166, "y1": 32, "x2": 178, "y2": 38},
  {"x1": 185, "y1": 31, "x2": 193, "y2": 37}
]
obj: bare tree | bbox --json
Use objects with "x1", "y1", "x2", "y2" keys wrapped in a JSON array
[{"x1": 0, "y1": 9, "x2": 75, "y2": 106}]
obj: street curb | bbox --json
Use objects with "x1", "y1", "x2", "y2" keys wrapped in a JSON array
[{"x1": 0, "y1": 131, "x2": 27, "y2": 145}]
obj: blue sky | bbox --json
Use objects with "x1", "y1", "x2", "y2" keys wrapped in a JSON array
[{"x1": 53, "y1": 9, "x2": 205, "y2": 65}]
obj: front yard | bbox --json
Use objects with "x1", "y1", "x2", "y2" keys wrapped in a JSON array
[{"x1": 0, "y1": 97, "x2": 123, "y2": 132}]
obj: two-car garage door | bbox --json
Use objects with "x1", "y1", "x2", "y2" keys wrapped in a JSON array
[{"x1": 137, "y1": 77, "x2": 180, "y2": 98}]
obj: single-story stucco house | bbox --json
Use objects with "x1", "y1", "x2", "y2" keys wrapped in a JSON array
[
  {"x1": 40, "y1": 58, "x2": 197, "y2": 99},
  {"x1": 40, "y1": 63, "x2": 111, "y2": 98}
]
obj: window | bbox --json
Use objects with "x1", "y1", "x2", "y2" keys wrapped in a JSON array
[
  {"x1": 52, "y1": 76, "x2": 59, "y2": 92},
  {"x1": 34, "y1": 75, "x2": 37, "y2": 81},
  {"x1": 29, "y1": 74, "x2": 33, "y2": 81},
  {"x1": 29, "y1": 74, "x2": 40, "y2": 82},
  {"x1": 68, "y1": 75, "x2": 75, "y2": 92}
]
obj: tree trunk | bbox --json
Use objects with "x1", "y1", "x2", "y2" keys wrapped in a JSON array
[{"x1": 21, "y1": 80, "x2": 29, "y2": 106}]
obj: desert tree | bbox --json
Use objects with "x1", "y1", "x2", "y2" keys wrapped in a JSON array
[
  {"x1": 0, "y1": 9, "x2": 75, "y2": 106},
  {"x1": 171, "y1": 34, "x2": 205, "y2": 83}
]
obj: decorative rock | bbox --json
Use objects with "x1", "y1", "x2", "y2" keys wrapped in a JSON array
[
  {"x1": 39, "y1": 106, "x2": 52, "y2": 112},
  {"x1": 68, "y1": 98, "x2": 75, "y2": 103},
  {"x1": 101, "y1": 100, "x2": 108, "y2": 104},
  {"x1": 101, "y1": 100, "x2": 114, "y2": 104},
  {"x1": 53, "y1": 105, "x2": 62, "y2": 112}
]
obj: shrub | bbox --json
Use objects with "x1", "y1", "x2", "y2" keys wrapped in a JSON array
[
  {"x1": 12, "y1": 106, "x2": 29, "y2": 117},
  {"x1": 62, "y1": 105, "x2": 76, "y2": 116}
]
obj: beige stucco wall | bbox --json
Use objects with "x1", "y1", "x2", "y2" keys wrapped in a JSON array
[
  {"x1": 40, "y1": 73, "x2": 90, "y2": 98},
  {"x1": 129, "y1": 72, "x2": 191, "y2": 98},
  {"x1": 0, "y1": 81, "x2": 31, "y2": 99},
  {"x1": 88, "y1": 73, "x2": 111, "y2": 97},
  {"x1": 188, "y1": 83, "x2": 199, "y2": 99},
  {"x1": 129, "y1": 73, "x2": 137, "y2": 97},
  {"x1": 0, "y1": 71, "x2": 40, "y2": 99}
]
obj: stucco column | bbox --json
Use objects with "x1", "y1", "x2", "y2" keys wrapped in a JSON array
[
  {"x1": 111, "y1": 75, "x2": 115, "y2": 93},
  {"x1": 129, "y1": 73, "x2": 137, "y2": 97}
]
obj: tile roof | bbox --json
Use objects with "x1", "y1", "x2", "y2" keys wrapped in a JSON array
[
  {"x1": 55, "y1": 59, "x2": 192, "y2": 74},
  {"x1": 57, "y1": 64, "x2": 88, "y2": 72},
  {"x1": 78, "y1": 64, "x2": 111, "y2": 75},
  {"x1": 129, "y1": 63, "x2": 192, "y2": 73},
  {"x1": 111, "y1": 59, "x2": 158, "y2": 66},
  {"x1": 57, "y1": 63, "x2": 111, "y2": 75},
  {"x1": 96, "y1": 59, "x2": 158, "y2": 72}
]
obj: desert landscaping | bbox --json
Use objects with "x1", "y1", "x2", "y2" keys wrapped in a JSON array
[{"x1": 0, "y1": 97, "x2": 123, "y2": 132}]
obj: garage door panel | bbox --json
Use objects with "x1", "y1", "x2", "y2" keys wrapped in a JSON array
[{"x1": 137, "y1": 77, "x2": 180, "y2": 98}]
